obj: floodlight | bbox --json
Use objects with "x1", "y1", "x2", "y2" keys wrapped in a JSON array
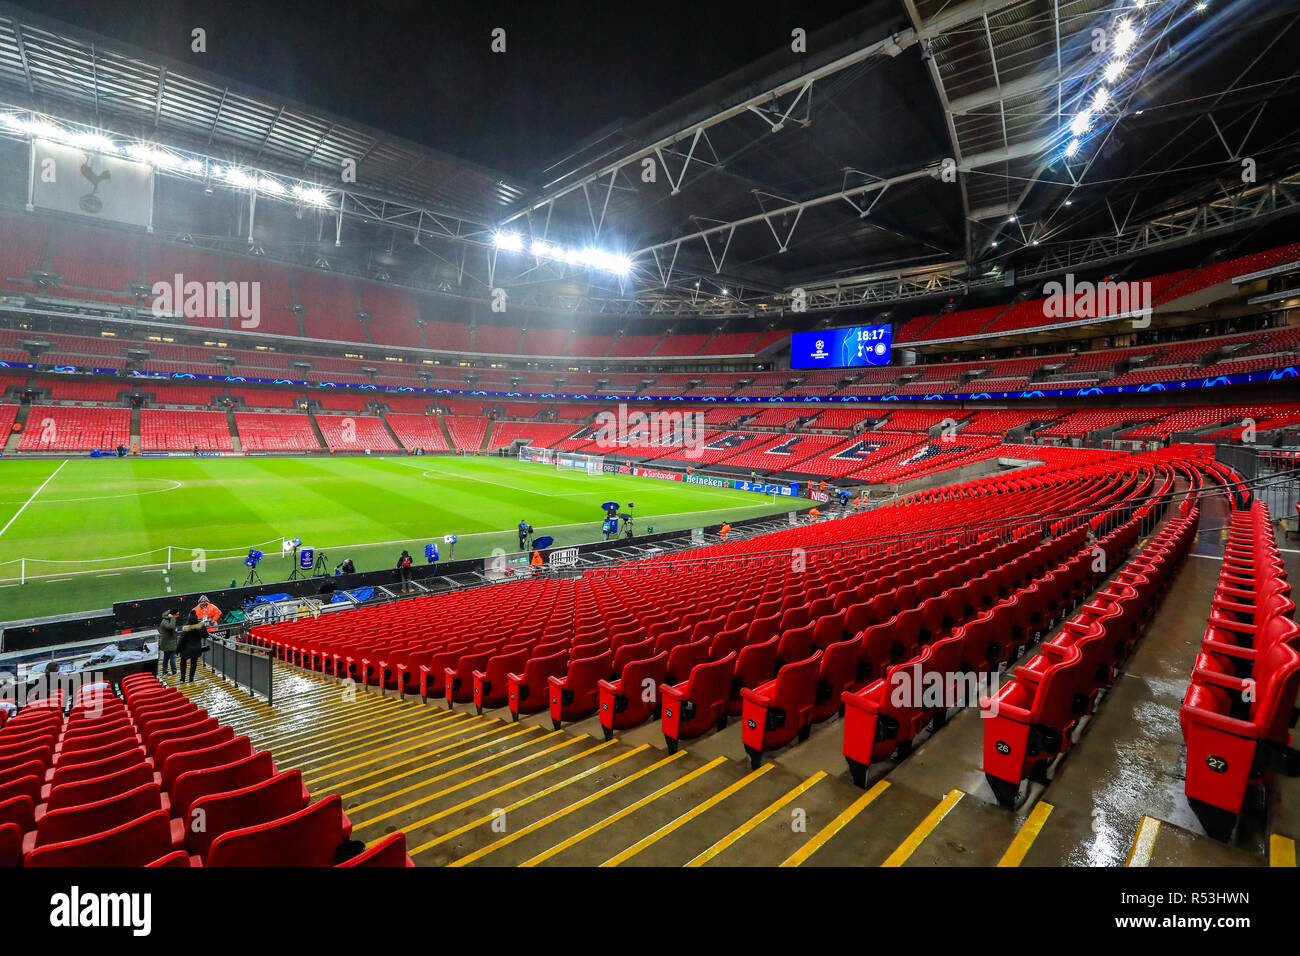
[
  {"x1": 221, "y1": 167, "x2": 254, "y2": 188},
  {"x1": 1070, "y1": 110, "x2": 1092, "y2": 136},
  {"x1": 1092, "y1": 87, "x2": 1109, "y2": 111},
  {"x1": 1104, "y1": 59, "x2": 1126, "y2": 83},
  {"x1": 1113, "y1": 20, "x2": 1137, "y2": 57},
  {"x1": 292, "y1": 184, "x2": 330, "y2": 206},
  {"x1": 1065, "y1": 139, "x2": 1081, "y2": 158},
  {"x1": 493, "y1": 231, "x2": 523, "y2": 251}
]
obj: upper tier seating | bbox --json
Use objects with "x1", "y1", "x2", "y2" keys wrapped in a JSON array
[
  {"x1": 360, "y1": 285, "x2": 422, "y2": 348},
  {"x1": 295, "y1": 271, "x2": 362, "y2": 342}
]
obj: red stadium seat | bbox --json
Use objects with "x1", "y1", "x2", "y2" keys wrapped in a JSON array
[
  {"x1": 337, "y1": 832, "x2": 416, "y2": 867},
  {"x1": 598, "y1": 651, "x2": 668, "y2": 739},
  {"x1": 24, "y1": 782, "x2": 163, "y2": 853},
  {"x1": 548, "y1": 648, "x2": 614, "y2": 728},
  {"x1": 179, "y1": 770, "x2": 311, "y2": 858},
  {"x1": 25, "y1": 810, "x2": 176, "y2": 867},
  {"x1": 661, "y1": 654, "x2": 737, "y2": 752},
  {"x1": 740, "y1": 652, "x2": 822, "y2": 768},
  {"x1": 204, "y1": 795, "x2": 348, "y2": 867}
]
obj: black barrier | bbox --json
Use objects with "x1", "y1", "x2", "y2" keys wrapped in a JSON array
[
  {"x1": 12, "y1": 506, "x2": 810, "y2": 650},
  {"x1": 1, "y1": 610, "x2": 119, "y2": 653},
  {"x1": 206, "y1": 635, "x2": 273, "y2": 705},
  {"x1": 110, "y1": 556, "x2": 484, "y2": 631}
]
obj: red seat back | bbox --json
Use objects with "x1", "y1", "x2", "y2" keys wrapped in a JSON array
[
  {"x1": 26, "y1": 809, "x2": 174, "y2": 867},
  {"x1": 45, "y1": 762, "x2": 158, "y2": 816},
  {"x1": 169, "y1": 747, "x2": 271, "y2": 821},
  {"x1": 184, "y1": 769, "x2": 309, "y2": 857},
  {"x1": 31, "y1": 782, "x2": 163, "y2": 849},
  {"x1": 337, "y1": 831, "x2": 414, "y2": 867},
  {"x1": 206, "y1": 794, "x2": 345, "y2": 867}
]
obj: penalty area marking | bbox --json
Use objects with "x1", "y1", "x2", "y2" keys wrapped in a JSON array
[{"x1": 0, "y1": 460, "x2": 67, "y2": 540}]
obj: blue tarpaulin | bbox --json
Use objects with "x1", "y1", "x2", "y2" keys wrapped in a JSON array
[
  {"x1": 250, "y1": 593, "x2": 291, "y2": 606},
  {"x1": 332, "y1": 587, "x2": 375, "y2": 603}
]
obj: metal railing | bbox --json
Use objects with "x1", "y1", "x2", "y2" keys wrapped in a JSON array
[{"x1": 205, "y1": 633, "x2": 274, "y2": 705}]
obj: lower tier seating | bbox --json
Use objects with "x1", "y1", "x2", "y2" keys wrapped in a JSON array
[
  {"x1": 1179, "y1": 499, "x2": 1300, "y2": 839},
  {"x1": 0, "y1": 675, "x2": 411, "y2": 866},
  {"x1": 981, "y1": 480, "x2": 1199, "y2": 806}
]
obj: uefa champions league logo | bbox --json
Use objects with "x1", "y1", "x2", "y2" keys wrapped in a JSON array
[{"x1": 811, "y1": 339, "x2": 829, "y2": 360}]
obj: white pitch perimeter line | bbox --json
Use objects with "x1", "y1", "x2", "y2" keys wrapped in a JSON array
[{"x1": 0, "y1": 459, "x2": 67, "y2": 540}]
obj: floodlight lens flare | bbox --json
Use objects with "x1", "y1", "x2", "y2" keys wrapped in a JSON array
[{"x1": 493, "y1": 231, "x2": 523, "y2": 251}]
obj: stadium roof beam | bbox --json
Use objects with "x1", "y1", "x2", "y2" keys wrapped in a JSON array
[
  {"x1": 1027, "y1": 11, "x2": 1300, "y2": 250},
  {"x1": 789, "y1": 169, "x2": 1300, "y2": 314},
  {"x1": 946, "y1": 68, "x2": 1064, "y2": 115},
  {"x1": 903, "y1": 0, "x2": 972, "y2": 262},
  {"x1": 498, "y1": 27, "x2": 926, "y2": 229},
  {"x1": 630, "y1": 165, "x2": 941, "y2": 260},
  {"x1": 11, "y1": 22, "x2": 33, "y2": 95}
]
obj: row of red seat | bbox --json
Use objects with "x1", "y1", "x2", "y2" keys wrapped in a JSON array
[
  {"x1": 1180, "y1": 500, "x2": 1300, "y2": 840},
  {"x1": 839, "y1": 525, "x2": 1094, "y2": 784},
  {"x1": 0, "y1": 675, "x2": 412, "y2": 867},
  {"x1": 981, "y1": 475, "x2": 1198, "y2": 806},
  {"x1": 253, "y1": 450, "x2": 1204, "y2": 772}
]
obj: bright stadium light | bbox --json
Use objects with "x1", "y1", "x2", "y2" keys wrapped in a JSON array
[
  {"x1": 292, "y1": 183, "x2": 330, "y2": 206},
  {"x1": 1104, "y1": 59, "x2": 1126, "y2": 83},
  {"x1": 1065, "y1": 138, "x2": 1081, "y2": 158},
  {"x1": 1113, "y1": 19, "x2": 1138, "y2": 57},
  {"x1": 218, "y1": 166, "x2": 254, "y2": 188},
  {"x1": 70, "y1": 131, "x2": 117, "y2": 152},
  {"x1": 256, "y1": 177, "x2": 286, "y2": 195},
  {"x1": 495, "y1": 230, "x2": 630, "y2": 274},
  {"x1": 1092, "y1": 87, "x2": 1110, "y2": 111},
  {"x1": 26, "y1": 119, "x2": 68, "y2": 141},
  {"x1": 1070, "y1": 110, "x2": 1093, "y2": 136}
]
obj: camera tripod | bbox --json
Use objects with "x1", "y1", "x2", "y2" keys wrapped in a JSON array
[{"x1": 243, "y1": 566, "x2": 263, "y2": 586}]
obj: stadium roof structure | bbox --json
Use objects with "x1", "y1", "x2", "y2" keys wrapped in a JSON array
[{"x1": 0, "y1": 0, "x2": 1296, "y2": 320}]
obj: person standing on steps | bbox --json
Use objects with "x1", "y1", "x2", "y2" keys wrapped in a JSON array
[
  {"x1": 157, "y1": 608, "x2": 180, "y2": 678},
  {"x1": 177, "y1": 611, "x2": 206, "y2": 684}
]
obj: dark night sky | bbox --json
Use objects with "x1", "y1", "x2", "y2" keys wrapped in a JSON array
[{"x1": 25, "y1": 0, "x2": 869, "y2": 180}]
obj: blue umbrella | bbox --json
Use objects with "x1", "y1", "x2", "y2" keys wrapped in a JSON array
[
  {"x1": 532, "y1": 535, "x2": 555, "y2": 550},
  {"x1": 601, "y1": 501, "x2": 621, "y2": 513}
]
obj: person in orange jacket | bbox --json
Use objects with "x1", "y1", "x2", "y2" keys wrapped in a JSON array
[
  {"x1": 530, "y1": 550, "x2": 544, "y2": 575},
  {"x1": 719, "y1": 522, "x2": 731, "y2": 540},
  {"x1": 193, "y1": 595, "x2": 221, "y2": 628}
]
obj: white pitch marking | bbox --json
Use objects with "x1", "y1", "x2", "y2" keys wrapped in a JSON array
[{"x1": 0, "y1": 460, "x2": 67, "y2": 539}]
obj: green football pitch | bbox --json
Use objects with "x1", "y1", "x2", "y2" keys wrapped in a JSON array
[{"x1": 0, "y1": 455, "x2": 797, "y2": 622}]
